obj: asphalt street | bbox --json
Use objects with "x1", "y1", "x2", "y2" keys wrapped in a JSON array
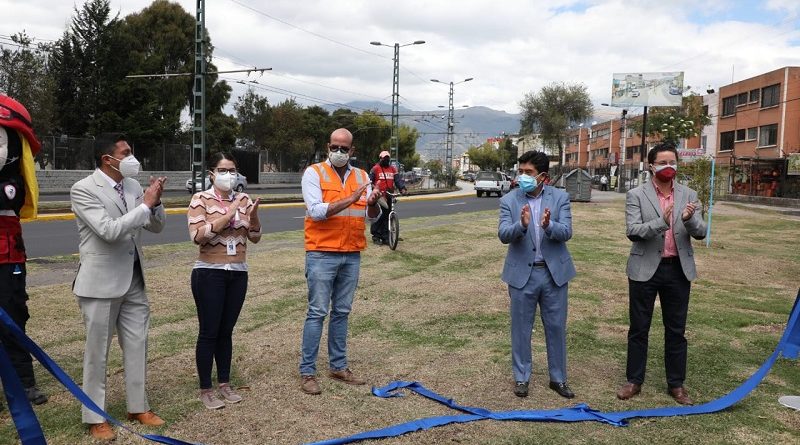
[
  {"x1": 22, "y1": 194, "x2": 501, "y2": 258},
  {"x1": 38, "y1": 186, "x2": 301, "y2": 201}
]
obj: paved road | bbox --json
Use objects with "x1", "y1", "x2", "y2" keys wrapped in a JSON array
[
  {"x1": 22, "y1": 194, "x2": 501, "y2": 258},
  {"x1": 39, "y1": 186, "x2": 301, "y2": 202}
]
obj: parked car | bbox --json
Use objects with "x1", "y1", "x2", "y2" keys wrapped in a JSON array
[
  {"x1": 464, "y1": 172, "x2": 476, "y2": 182},
  {"x1": 185, "y1": 173, "x2": 248, "y2": 193},
  {"x1": 630, "y1": 90, "x2": 640, "y2": 98},
  {"x1": 474, "y1": 171, "x2": 511, "y2": 197}
]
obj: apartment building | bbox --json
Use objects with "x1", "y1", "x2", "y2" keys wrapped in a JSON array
[{"x1": 716, "y1": 66, "x2": 800, "y2": 197}]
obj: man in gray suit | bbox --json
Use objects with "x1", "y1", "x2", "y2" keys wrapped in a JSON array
[
  {"x1": 616, "y1": 142, "x2": 706, "y2": 406},
  {"x1": 499, "y1": 150, "x2": 576, "y2": 399},
  {"x1": 70, "y1": 134, "x2": 167, "y2": 441}
]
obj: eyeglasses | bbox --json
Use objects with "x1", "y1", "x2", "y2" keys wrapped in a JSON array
[
  {"x1": 214, "y1": 168, "x2": 237, "y2": 174},
  {"x1": 329, "y1": 144, "x2": 351, "y2": 153},
  {"x1": 0, "y1": 104, "x2": 33, "y2": 128}
]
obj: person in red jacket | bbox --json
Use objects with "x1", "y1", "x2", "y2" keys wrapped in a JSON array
[{"x1": 369, "y1": 151, "x2": 407, "y2": 245}]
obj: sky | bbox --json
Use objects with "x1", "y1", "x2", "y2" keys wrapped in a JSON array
[{"x1": 2, "y1": 0, "x2": 799, "y2": 120}]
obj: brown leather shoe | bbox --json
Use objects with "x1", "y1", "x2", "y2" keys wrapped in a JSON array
[
  {"x1": 616, "y1": 382, "x2": 642, "y2": 400},
  {"x1": 328, "y1": 368, "x2": 367, "y2": 385},
  {"x1": 301, "y1": 375, "x2": 322, "y2": 395},
  {"x1": 127, "y1": 410, "x2": 165, "y2": 426},
  {"x1": 88, "y1": 422, "x2": 116, "y2": 441},
  {"x1": 668, "y1": 386, "x2": 694, "y2": 405}
]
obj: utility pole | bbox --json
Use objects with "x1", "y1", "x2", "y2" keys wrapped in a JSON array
[
  {"x1": 431, "y1": 77, "x2": 473, "y2": 173},
  {"x1": 371, "y1": 40, "x2": 425, "y2": 167},
  {"x1": 639, "y1": 106, "x2": 649, "y2": 185},
  {"x1": 191, "y1": 0, "x2": 206, "y2": 194}
]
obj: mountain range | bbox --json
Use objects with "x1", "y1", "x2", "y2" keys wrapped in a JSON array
[{"x1": 323, "y1": 101, "x2": 523, "y2": 160}]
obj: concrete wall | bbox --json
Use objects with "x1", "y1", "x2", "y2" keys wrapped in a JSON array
[{"x1": 36, "y1": 170, "x2": 303, "y2": 192}]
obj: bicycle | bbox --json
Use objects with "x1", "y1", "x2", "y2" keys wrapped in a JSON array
[{"x1": 383, "y1": 192, "x2": 401, "y2": 250}]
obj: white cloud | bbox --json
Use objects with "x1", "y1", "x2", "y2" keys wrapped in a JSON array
[{"x1": 1, "y1": 0, "x2": 799, "y2": 114}]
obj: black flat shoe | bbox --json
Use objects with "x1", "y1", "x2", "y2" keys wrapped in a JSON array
[
  {"x1": 549, "y1": 381, "x2": 575, "y2": 399},
  {"x1": 514, "y1": 381, "x2": 529, "y2": 398}
]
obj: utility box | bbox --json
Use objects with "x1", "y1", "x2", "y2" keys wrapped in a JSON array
[{"x1": 552, "y1": 169, "x2": 592, "y2": 202}]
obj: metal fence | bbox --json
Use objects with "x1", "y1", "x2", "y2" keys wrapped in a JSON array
[{"x1": 34, "y1": 136, "x2": 191, "y2": 171}]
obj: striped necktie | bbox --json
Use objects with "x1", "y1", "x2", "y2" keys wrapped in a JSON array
[{"x1": 113, "y1": 183, "x2": 127, "y2": 211}]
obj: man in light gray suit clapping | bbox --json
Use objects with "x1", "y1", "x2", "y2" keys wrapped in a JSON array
[{"x1": 70, "y1": 134, "x2": 166, "y2": 441}]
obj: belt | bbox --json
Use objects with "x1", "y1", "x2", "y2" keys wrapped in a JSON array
[
  {"x1": 660, "y1": 256, "x2": 680, "y2": 264},
  {"x1": 532, "y1": 261, "x2": 546, "y2": 268}
]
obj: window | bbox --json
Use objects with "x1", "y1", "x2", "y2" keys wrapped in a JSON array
[
  {"x1": 761, "y1": 84, "x2": 780, "y2": 107},
  {"x1": 746, "y1": 127, "x2": 757, "y2": 140},
  {"x1": 735, "y1": 129, "x2": 746, "y2": 141},
  {"x1": 757, "y1": 124, "x2": 778, "y2": 147},
  {"x1": 720, "y1": 131, "x2": 735, "y2": 151},
  {"x1": 722, "y1": 96, "x2": 737, "y2": 116},
  {"x1": 749, "y1": 89, "x2": 760, "y2": 103},
  {"x1": 737, "y1": 92, "x2": 748, "y2": 106},
  {"x1": 703, "y1": 105, "x2": 709, "y2": 116},
  {"x1": 701, "y1": 135, "x2": 707, "y2": 149}
]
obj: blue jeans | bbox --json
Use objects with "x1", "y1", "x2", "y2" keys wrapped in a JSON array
[{"x1": 300, "y1": 251, "x2": 361, "y2": 376}]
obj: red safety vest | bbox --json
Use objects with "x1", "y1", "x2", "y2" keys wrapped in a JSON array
[{"x1": 304, "y1": 162, "x2": 368, "y2": 252}]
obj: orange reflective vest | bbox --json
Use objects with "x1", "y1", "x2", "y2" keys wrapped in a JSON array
[{"x1": 304, "y1": 162, "x2": 369, "y2": 252}]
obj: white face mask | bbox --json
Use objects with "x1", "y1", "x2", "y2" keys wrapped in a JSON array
[
  {"x1": 214, "y1": 172, "x2": 234, "y2": 192},
  {"x1": 329, "y1": 150, "x2": 350, "y2": 168},
  {"x1": 108, "y1": 154, "x2": 140, "y2": 178}
]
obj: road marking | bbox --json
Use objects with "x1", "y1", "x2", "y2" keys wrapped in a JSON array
[{"x1": 443, "y1": 202, "x2": 466, "y2": 206}]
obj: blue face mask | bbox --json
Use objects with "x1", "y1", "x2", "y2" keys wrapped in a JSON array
[{"x1": 517, "y1": 174, "x2": 540, "y2": 193}]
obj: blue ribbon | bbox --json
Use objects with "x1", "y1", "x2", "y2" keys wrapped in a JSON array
[
  {"x1": 0, "y1": 308, "x2": 202, "y2": 445},
  {"x1": 308, "y1": 290, "x2": 800, "y2": 445}
]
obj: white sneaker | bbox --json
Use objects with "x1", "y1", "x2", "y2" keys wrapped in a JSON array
[
  {"x1": 199, "y1": 389, "x2": 225, "y2": 410},
  {"x1": 218, "y1": 383, "x2": 243, "y2": 404}
]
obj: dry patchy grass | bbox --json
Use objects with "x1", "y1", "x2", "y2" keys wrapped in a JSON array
[{"x1": 2, "y1": 198, "x2": 799, "y2": 445}]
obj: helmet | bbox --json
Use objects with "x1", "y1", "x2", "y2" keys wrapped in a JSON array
[{"x1": 0, "y1": 95, "x2": 41, "y2": 155}]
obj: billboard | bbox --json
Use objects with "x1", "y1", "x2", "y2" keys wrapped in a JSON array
[{"x1": 611, "y1": 72, "x2": 684, "y2": 107}]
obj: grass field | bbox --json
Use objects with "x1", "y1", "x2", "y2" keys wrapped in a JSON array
[{"x1": 3, "y1": 196, "x2": 799, "y2": 444}]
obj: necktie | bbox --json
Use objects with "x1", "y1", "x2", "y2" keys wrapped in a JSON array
[{"x1": 113, "y1": 183, "x2": 127, "y2": 211}]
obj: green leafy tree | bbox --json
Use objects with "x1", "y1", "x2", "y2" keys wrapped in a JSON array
[
  {"x1": 352, "y1": 112, "x2": 391, "y2": 164},
  {"x1": 466, "y1": 143, "x2": 506, "y2": 171},
  {"x1": 397, "y1": 124, "x2": 421, "y2": 169},
  {"x1": 681, "y1": 156, "x2": 719, "y2": 217},
  {"x1": 0, "y1": 32, "x2": 55, "y2": 139},
  {"x1": 519, "y1": 82, "x2": 593, "y2": 169},
  {"x1": 234, "y1": 89, "x2": 271, "y2": 150},
  {"x1": 639, "y1": 94, "x2": 710, "y2": 144},
  {"x1": 49, "y1": 0, "x2": 127, "y2": 136}
]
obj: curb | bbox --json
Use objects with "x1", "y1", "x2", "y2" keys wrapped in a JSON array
[{"x1": 27, "y1": 191, "x2": 476, "y2": 223}]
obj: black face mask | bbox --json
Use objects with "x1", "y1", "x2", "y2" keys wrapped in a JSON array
[{"x1": 380, "y1": 158, "x2": 390, "y2": 167}]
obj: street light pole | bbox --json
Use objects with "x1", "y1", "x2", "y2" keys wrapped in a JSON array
[
  {"x1": 431, "y1": 77, "x2": 473, "y2": 172},
  {"x1": 371, "y1": 40, "x2": 425, "y2": 166}
]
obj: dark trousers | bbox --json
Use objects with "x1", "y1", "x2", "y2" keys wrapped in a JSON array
[
  {"x1": 626, "y1": 261, "x2": 691, "y2": 388},
  {"x1": 191, "y1": 268, "x2": 248, "y2": 389},
  {"x1": 370, "y1": 197, "x2": 393, "y2": 242},
  {"x1": 0, "y1": 263, "x2": 36, "y2": 388}
]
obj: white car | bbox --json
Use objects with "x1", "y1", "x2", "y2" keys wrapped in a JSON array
[
  {"x1": 474, "y1": 171, "x2": 511, "y2": 197},
  {"x1": 185, "y1": 173, "x2": 248, "y2": 193}
]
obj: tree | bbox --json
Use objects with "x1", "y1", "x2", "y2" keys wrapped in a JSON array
[
  {"x1": 0, "y1": 32, "x2": 56, "y2": 139},
  {"x1": 234, "y1": 89, "x2": 271, "y2": 150},
  {"x1": 682, "y1": 156, "x2": 719, "y2": 218},
  {"x1": 519, "y1": 82, "x2": 593, "y2": 169},
  {"x1": 639, "y1": 94, "x2": 711, "y2": 144},
  {"x1": 466, "y1": 142, "x2": 506, "y2": 171},
  {"x1": 397, "y1": 124, "x2": 421, "y2": 169}
]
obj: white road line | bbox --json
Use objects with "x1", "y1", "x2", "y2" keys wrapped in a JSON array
[{"x1": 443, "y1": 202, "x2": 466, "y2": 206}]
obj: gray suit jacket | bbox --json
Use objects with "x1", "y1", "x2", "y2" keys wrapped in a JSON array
[
  {"x1": 71, "y1": 170, "x2": 166, "y2": 298},
  {"x1": 625, "y1": 180, "x2": 706, "y2": 282},
  {"x1": 499, "y1": 186, "x2": 577, "y2": 288}
]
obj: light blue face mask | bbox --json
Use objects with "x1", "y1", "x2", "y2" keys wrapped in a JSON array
[{"x1": 517, "y1": 173, "x2": 541, "y2": 193}]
